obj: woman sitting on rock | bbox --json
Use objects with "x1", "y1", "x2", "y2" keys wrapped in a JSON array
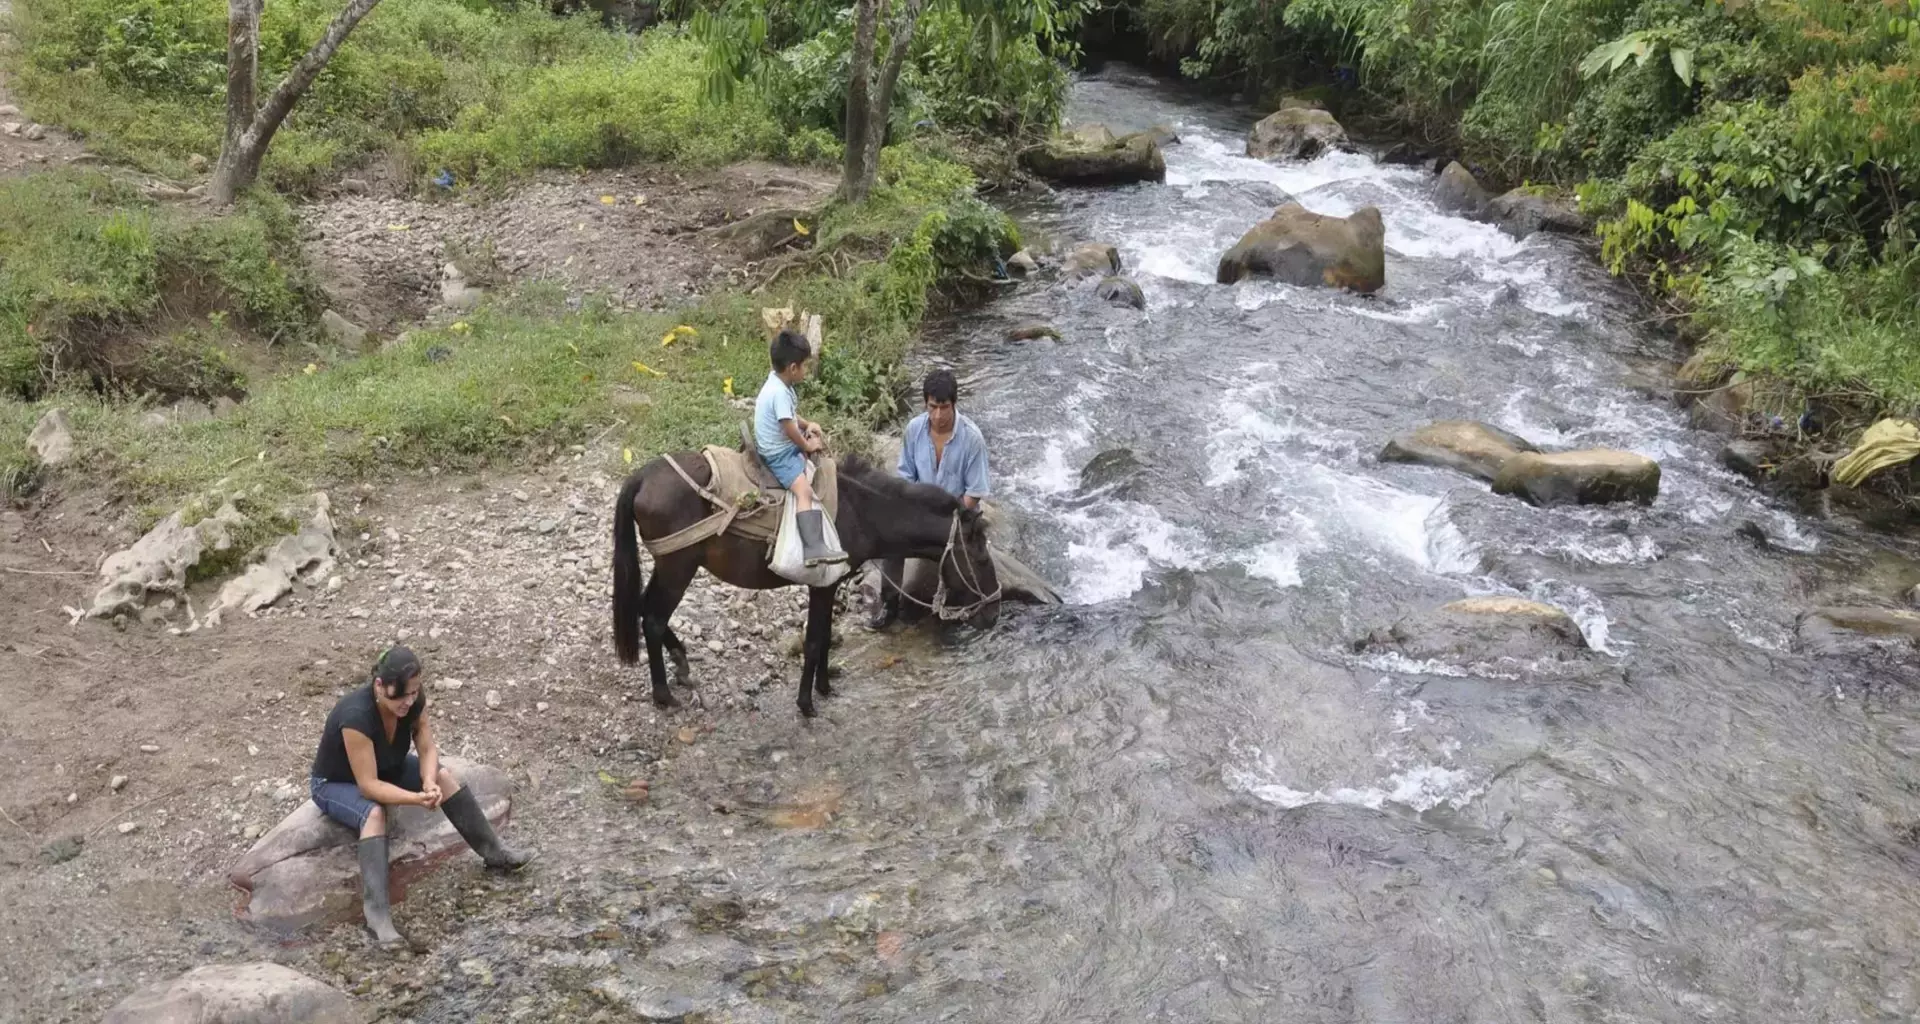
[{"x1": 309, "y1": 645, "x2": 532, "y2": 946}]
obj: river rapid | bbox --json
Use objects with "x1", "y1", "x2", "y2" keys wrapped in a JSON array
[{"x1": 401, "y1": 67, "x2": 1920, "y2": 1024}]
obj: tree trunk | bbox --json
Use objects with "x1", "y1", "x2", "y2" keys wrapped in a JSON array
[
  {"x1": 840, "y1": 0, "x2": 885, "y2": 203},
  {"x1": 213, "y1": 0, "x2": 261, "y2": 198},
  {"x1": 857, "y1": 0, "x2": 926, "y2": 201},
  {"x1": 211, "y1": 0, "x2": 387, "y2": 205}
]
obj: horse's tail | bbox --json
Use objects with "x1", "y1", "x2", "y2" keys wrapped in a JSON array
[{"x1": 611, "y1": 468, "x2": 647, "y2": 664}]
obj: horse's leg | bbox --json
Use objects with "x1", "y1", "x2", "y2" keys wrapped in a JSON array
[
  {"x1": 810, "y1": 583, "x2": 839, "y2": 700},
  {"x1": 661, "y1": 625, "x2": 693, "y2": 688},
  {"x1": 796, "y1": 585, "x2": 832, "y2": 718},
  {"x1": 641, "y1": 557, "x2": 698, "y2": 708}
]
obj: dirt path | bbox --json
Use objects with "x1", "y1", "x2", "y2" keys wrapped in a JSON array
[
  {"x1": 0, "y1": 0, "x2": 94, "y2": 176},
  {"x1": 0, "y1": 439, "x2": 929, "y2": 1021}
]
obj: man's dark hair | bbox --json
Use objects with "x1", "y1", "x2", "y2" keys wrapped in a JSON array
[
  {"x1": 923, "y1": 369, "x2": 959, "y2": 405},
  {"x1": 770, "y1": 329, "x2": 811, "y2": 372}
]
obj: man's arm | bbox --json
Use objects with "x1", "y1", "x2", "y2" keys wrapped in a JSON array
[
  {"x1": 344, "y1": 730, "x2": 429, "y2": 807},
  {"x1": 897, "y1": 422, "x2": 921, "y2": 482},
  {"x1": 962, "y1": 430, "x2": 990, "y2": 509}
]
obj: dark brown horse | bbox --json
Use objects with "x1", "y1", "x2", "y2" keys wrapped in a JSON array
[{"x1": 612, "y1": 453, "x2": 1000, "y2": 716}]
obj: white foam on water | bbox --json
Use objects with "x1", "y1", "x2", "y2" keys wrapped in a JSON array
[
  {"x1": 1726, "y1": 616, "x2": 1791, "y2": 652},
  {"x1": 1765, "y1": 512, "x2": 1820, "y2": 553},
  {"x1": 1227, "y1": 755, "x2": 1487, "y2": 813},
  {"x1": 1292, "y1": 464, "x2": 1479, "y2": 575},
  {"x1": 1384, "y1": 205, "x2": 1525, "y2": 262},
  {"x1": 1205, "y1": 396, "x2": 1352, "y2": 486},
  {"x1": 1519, "y1": 533, "x2": 1664, "y2": 566},
  {"x1": 1346, "y1": 298, "x2": 1450, "y2": 325},
  {"x1": 1166, "y1": 132, "x2": 1387, "y2": 196},
  {"x1": 1524, "y1": 581, "x2": 1621, "y2": 655},
  {"x1": 1059, "y1": 503, "x2": 1207, "y2": 604},
  {"x1": 1241, "y1": 537, "x2": 1308, "y2": 587}
]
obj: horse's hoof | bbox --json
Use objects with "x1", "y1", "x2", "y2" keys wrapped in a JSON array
[
  {"x1": 797, "y1": 702, "x2": 816, "y2": 718},
  {"x1": 652, "y1": 691, "x2": 681, "y2": 709},
  {"x1": 815, "y1": 681, "x2": 833, "y2": 697}
]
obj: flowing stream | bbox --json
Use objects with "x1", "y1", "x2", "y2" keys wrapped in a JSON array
[{"x1": 420, "y1": 67, "x2": 1920, "y2": 1023}]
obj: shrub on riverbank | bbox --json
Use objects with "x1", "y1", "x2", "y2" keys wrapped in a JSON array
[
  {"x1": 0, "y1": 170, "x2": 319, "y2": 400},
  {"x1": 1131, "y1": 0, "x2": 1920, "y2": 422}
]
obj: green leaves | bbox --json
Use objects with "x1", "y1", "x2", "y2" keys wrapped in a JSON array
[{"x1": 1579, "y1": 30, "x2": 1692, "y2": 86}]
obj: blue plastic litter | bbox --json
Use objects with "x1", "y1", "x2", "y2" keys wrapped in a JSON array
[{"x1": 432, "y1": 169, "x2": 455, "y2": 189}]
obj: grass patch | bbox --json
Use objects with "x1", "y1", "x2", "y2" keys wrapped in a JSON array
[
  {"x1": 2, "y1": 144, "x2": 1013, "y2": 521},
  {"x1": 0, "y1": 169, "x2": 320, "y2": 399}
]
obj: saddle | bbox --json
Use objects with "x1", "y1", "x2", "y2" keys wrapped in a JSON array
[{"x1": 640, "y1": 424, "x2": 839, "y2": 556}]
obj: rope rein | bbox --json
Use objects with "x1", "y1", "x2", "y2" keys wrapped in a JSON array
[{"x1": 877, "y1": 512, "x2": 1003, "y2": 620}]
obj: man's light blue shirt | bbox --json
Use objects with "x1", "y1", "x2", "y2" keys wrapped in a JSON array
[
  {"x1": 754, "y1": 371, "x2": 799, "y2": 461},
  {"x1": 899, "y1": 412, "x2": 990, "y2": 500}
]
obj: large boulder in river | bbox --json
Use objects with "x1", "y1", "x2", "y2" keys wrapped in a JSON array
[
  {"x1": 1380, "y1": 420, "x2": 1539, "y2": 482},
  {"x1": 1484, "y1": 188, "x2": 1589, "y2": 239},
  {"x1": 1356, "y1": 597, "x2": 1588, "y2": 665},
  {"x1": 1217, "y1": 203, "x2": 1385, "y2": 294},
  {"x1": 1433, "y1": 161, "x2": 1490, "y2": 216},
  {"x1": 1096, "y1": 275, "x2": 1146, "y2": 309},
  {"x1": 1247, "y1": 107, "x2": 1350, "y2": 161},
  {"x1": 1021, "y1": 130, "x2": 1166, "y2": 186},
  {"x1": 1064, "y1": 242, "x2": 1122, "y2": 279},
  {"x1": 228, "y1": 756, "x2": 512, "y2": 933},
  {"x1": 102, "y1": 963, "x2": 365, "y2": 1024},
  {"x1": 1492, "y1": 450, "x2": 1660, "y2": 507}
]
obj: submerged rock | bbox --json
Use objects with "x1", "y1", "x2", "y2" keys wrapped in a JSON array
[
  {"x1": 1095, "y1": 275, "x2": 1146, "y2": 309},
  {"x1": 102, "y1": 963, "x2": 365, "y2": 1024},
  {"x1": 1485, "y1": 188, "x2": 1589, "y2": 239},
  {"x1": 1796, "y1": 607, "x2": 1920, "y2": 658},
  {"x1": 1020, "y1": 130, "x2": 1166, "y2": 186},
  {"x1": 1217, "y1": 203, "x2": 1385, "y2": 293},
  {"x1": 1357, "y1": 597, "x2": 1588, "y2": 665},
  {"x1": 1434, "y1": 161, "x2": 1490, "y2": 216},
  {"x1": 228, "y1": 756, "x2": 512, "y2": 933},
  {"x1": 1493, "y1": 450, "x2": 1661, "y2": 506},
  {"x1": 1006, "y1": 322, "x2": 1061, "y2": 341},
  {"x1": 1246, "y1": 107, "x2": 1349, "y2": 161},
  {"x1": 1079, "y1": 448, "x2": 1146, "y2": 496},
  {"x1": 1380, "y1": 420, "x2": 1539, "y2": 482}
]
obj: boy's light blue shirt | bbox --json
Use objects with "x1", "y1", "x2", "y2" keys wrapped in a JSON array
[
  {"x1": 754, "y1": 371, "x2": 799, "y2": 461},
  {"x1": 899, "y1": 412, "x2": 991, "y2": 499}
]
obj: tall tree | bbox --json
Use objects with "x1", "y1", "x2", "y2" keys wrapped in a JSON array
[
  {"x1": 211, "y1": 0, "x2": 387, "y2": 205},
  {"x1": 697, "y1": 0, "x2": 1085, "y2": 204}
]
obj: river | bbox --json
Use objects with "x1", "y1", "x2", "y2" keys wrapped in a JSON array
[{"x1": 409, "y1": 66, "x2": 1920, "y2": 1023}]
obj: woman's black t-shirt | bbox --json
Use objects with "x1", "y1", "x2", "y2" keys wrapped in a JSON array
[{"x1": 310, "y1": 683, "x2": 425, "y2": 784}]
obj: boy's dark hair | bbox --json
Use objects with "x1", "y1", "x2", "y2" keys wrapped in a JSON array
[
  {"x1": 923, "y1": 369, "x2": 959, "y2": 404},
  {"x1": 770, "y1": 329, "x2": 811, "y2": 372}
]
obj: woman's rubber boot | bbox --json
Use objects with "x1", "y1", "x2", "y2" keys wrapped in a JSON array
[
  {"x1": 797, "y1": 509, "x2": 848, "y2": 567},
  {"x1": 358, "y1": 836, "x2": 409, "y2": 949},
  {"x1": 441, "y1": 788, "x2": 534, "y2": 870}
]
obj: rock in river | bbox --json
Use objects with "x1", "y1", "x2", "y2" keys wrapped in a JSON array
[
  {"x1": 103, "y1": 962, "x2": 365, "y2": 1024},
  {"x1": 1433, "y1": 161, "x2": 1491, "y2": 216},
  {"x1": 1246, "y1": 107, "x2": 1350, "y2": 161},
  {"x1": 1357, "y1": 597, "x2": 1588, "y2": 665},
  {"x1": 228, "y1": 756, "x2": 512, "y2": 933},
  {"x1": 1484, "y1": 188, "x2": 1589, "y2": 239},
  {"x1": 1020, "y1": 128, "x2": 1166, "y2": 186},
  {"x1": 1493, "y1": 449, "x2": 1660, "y2": 507},
  {"x1": 1063, "y1": 242, "x2": 1122, "y2": 279},
  {"x1": 1217, "y1": 203, "x2": 1385, "y2": 293},
  {"x1": 1380, "y1": 420, "x2": 1539, "y2": 482}
]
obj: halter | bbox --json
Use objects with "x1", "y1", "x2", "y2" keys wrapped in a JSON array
[{"x1": 877, "y1": 512, "x2": 1003, "y2": 620}]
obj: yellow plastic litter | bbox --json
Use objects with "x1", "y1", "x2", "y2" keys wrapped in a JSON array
[
  {"x1": 632, "y1": 361, "x2": 664, "y2": 377},
  {"x1": 1831, "y1": 419, "x2": 1920, "y2": 487},
  {"x1": 722, "y1": 377, "x2": 735, "y2": 397}
]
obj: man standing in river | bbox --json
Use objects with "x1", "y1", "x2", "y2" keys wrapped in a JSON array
[{"x1": 868, "y1": 369, "x2": 991, "y2": 629}]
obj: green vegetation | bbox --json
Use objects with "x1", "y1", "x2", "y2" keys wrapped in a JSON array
[
  {"x1": 0, "y1": 170, "x2": 318, "y2": 399},
  {"x1": 1131, "y1": 0, "x2": 1920, "y2": 425}
]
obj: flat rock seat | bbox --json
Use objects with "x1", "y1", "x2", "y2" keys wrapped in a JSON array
[{"x1": 228, "y1": 756, "x2": 512, "y2": 934}]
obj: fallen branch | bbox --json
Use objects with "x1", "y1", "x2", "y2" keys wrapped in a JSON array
[
  {"x1": 3, "y1": 567, "x2": 93, "y2": 576},
  {"x1": 0, "y1": 804, "x2": 30, "y2": 838},
  {"x1": 88, "y1": 789, "x2": 184, "y2": 839}
]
